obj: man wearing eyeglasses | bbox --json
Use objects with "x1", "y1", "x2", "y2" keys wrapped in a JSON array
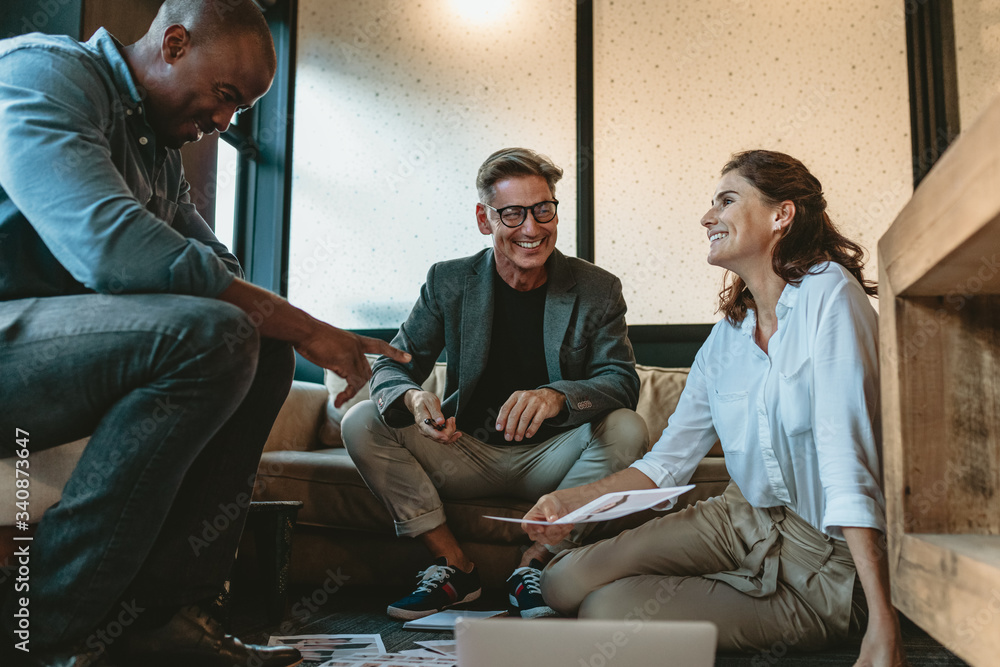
[{"x1": 342, "y1": 147, "x2": 646, "y2": 621}]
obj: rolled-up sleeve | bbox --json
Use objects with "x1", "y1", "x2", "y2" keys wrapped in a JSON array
[
  {"x1": 812, "y1": 281, "x2": 886, "y2": 536},
  {"x1": 0, "y1": 47, "x2": 234, "y2": 297}
]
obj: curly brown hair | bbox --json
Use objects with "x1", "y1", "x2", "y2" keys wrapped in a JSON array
[{"x1": 717, "y1": 150, "x2": 877, "y2": 324}]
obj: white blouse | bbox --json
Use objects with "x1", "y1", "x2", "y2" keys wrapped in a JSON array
[{"x1": 632, "y1": 262, "x2": 885, "y2": 539}]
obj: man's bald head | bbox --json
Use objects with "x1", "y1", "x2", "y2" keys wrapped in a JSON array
[
  {"x1": 147, "y1": 0, "x2": 276, "y2": 76},
  {"x1": 125, "y1": 0, "x2": 277, "y2": 148}
]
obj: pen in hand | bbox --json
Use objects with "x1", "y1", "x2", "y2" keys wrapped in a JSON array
[{"x1": 423, "y1": 418, "x2": 446, "y2": 431}]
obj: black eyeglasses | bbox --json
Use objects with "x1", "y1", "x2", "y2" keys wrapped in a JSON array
[{"x1": 482, "y1": 200, "x2": 559, "y2": 228}]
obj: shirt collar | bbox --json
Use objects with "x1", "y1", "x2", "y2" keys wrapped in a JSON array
[
  {"x1": 739, "y1": 308, "x2": 757, "y2": 339},
  {"x1": 740, "y1": 279, "x2": 800, "y2": 339},
  {"x1": 775, "y1": 279, "x2": 799, "y2": 320},
  {"x1": 87, "y1": 28, "x2": 145, "y2": 110}
]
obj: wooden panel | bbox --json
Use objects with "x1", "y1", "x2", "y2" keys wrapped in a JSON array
[
  {"x1": 881, "y1": 95, "x2": 1000, "y2": 297},
  {"x1": 82, "y1": 0, "x2": 161, "y2": 42},
  {"x1": 878, "y1": 261, "x2": 906, "y2": 568},
  {"x1": 880, "y1": 94, "x2": 1000, "y2": 667},
  {"x1": 896, "y1": 296, "x2": 1000, "y2": 534},
  {"x1": 892, "y1": 534, "x2": 1000, "y2": 667}
]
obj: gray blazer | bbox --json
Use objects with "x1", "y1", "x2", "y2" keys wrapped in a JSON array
[{"x1": 371, "y1": 248, "x2": 640, "y2": 429}]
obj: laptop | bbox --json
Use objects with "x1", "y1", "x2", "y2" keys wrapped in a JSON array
[{"x1": 455, "y1": 617, "x2": 717, "y2": 667}]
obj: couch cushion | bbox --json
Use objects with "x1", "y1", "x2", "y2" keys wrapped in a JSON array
[
  {"x1": 635, "y1": 365, "x2": 723, "y2": 457},
  {"x1": 0, "y1": 439, "x2": 87, "y2": 526},
  {"x1": 634, "y1": 365, "x2": 688, "y2": 444},
  {"x1": 262, "y1": 381, "x2": 332, "y2": 452}
]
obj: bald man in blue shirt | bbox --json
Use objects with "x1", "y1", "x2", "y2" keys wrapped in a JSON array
[{"x1": 0, "y1": 2, "x2": 406, "y2": 665}]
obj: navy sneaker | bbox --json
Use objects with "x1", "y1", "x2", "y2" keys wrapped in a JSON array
[
  {"x1": 507, "y1": 559, "x2": 558, "y2": 618},
  {"x1": 387, "y1": 557, "x2": 482, "y2": 620}
]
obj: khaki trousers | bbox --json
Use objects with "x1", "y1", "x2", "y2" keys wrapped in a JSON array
[
  {"x1": 542, "y1": 483, "x2": 866, "y2": 653},
  {"x1": 342, "y1": 400, "x2": 648, "y2": 543}
]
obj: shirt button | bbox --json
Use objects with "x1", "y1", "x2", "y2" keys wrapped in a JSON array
[
  {"x1": 139, "y1": 137, "x2": 148, "y2": 145},
  {"x1": 126, "y1": 109, "x2": 132, "y2": 116}
]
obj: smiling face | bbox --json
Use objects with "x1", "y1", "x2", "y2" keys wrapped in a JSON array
[
  {"x1": 144, "y1": 27, "x2": 273, "y2": 149},
  {"x1": 477, "y1": 174, "x2": 558, "y2": 291},
  {"x1": 701, "y1": 170, "x2": 788, "y2": 276}
]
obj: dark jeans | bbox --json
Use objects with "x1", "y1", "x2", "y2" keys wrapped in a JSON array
[{"x1": 0, "y1": 294, "x2": 295, "y2": 649}]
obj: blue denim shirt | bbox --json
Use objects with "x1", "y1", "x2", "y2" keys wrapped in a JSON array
[{"x1": 0, "y1": 29, "x2": 240, "y2": 301}]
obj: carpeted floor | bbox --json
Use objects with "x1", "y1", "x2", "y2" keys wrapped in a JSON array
[{"x1": 228, "y1": 584, "x2": 970, "y2": 666}]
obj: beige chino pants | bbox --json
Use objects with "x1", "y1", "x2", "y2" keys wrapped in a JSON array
[
  {"x1": 542, "y1": 483, "x2": 866, "y2": 653},
  {"x1": 342, "y1": 400, "x2": 648, "y2": 544}
]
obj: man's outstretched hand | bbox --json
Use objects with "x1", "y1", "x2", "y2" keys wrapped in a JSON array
[
  {"x1": 217, "y1": 279, "x2": 410, "y2": 408},
  {"x1": 297, "y1": 322, "x2": 411, "y2": 407}
]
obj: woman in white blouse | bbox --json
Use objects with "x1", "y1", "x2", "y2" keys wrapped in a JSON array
[{"x1": 524, "y1": 150, "x2": 905, "y2": 666}]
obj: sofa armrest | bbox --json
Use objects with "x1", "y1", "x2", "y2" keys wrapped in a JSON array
[{"x1": 263, "y1": 380, "x2": 333, "y2": 453}]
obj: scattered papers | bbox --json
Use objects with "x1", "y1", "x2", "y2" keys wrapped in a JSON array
[
  {"x1": 414, "y1": 640, "x2": 456, "y2": 656},
  {"x1": 267, "y1": 634, "x2": 385, "y2": 662},
  {"x1": 319, "y1": 651, "x2": 455, "y2": 666},
  {"x1": 485, "y1": 485, "x2": 695, "y2": 525},
  {"x1": 270, "y1": 632, "x2": 461, "y2": 666},
  {"x1": 400, "y1": 649, "x2": 446, "y2": 657},
  {"x1": 402, "y1": 609, "x2": 506, "y2": 631}
]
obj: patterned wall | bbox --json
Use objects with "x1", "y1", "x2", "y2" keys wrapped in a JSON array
[
  {"x1": 290, "y1": 0, "x2": 914, "y2": 329},
  {"x1": 289, "y1": 0, "x2": 577, "y2": 330},
  {"x1": 954, "y1": 0, "x2": 1000, "y2": 131},
  {"x1": 593, "y1": 0, "x2": 913, "y2": 324}
]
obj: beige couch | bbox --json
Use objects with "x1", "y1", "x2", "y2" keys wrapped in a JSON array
[
  {"x1": 254, "y1": 363, "x2": 729, "y2": 589},
  {"x1": 0, "y1": 362, "x2": 728, "y2": 588}
]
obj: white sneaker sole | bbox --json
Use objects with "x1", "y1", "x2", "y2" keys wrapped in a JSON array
[
  {"x1": 518, "y1": 604, "x2": 559, "y2": 619},
  {"x1": 387, "y1": 588, "x2": 482, "y2": 621}
]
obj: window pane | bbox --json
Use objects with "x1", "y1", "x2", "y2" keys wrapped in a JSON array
[
  {"x1": 214, "y1": 138, "x2": 239, "y2": 251},
  {"x1": 289, "y1": 0, "x2": 577, "y2": 330}
]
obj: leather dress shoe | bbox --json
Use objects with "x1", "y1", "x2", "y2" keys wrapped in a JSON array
[{"x1": 107, "y1": 605, "x2": 301, "y2": 667}]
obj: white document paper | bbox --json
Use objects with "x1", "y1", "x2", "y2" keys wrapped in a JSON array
[
  {"x1": 320, "y1": 651, "x2": 456, "y2": 667},
  {"x1": 401, "y1": 609, "x2": 506, "y2": 631},
  {"x1": 399, "y1": 649, "x2": 447, "y2": 657},
  {"x1": 414, "y1": 640, "x2": 457, "y2": 656},
  {"x1": 267, "y1": 633, "x2": 386, "y2": 662},
  {"x1": 485, "y1": 485, "x2": 695, "y2": 525}
]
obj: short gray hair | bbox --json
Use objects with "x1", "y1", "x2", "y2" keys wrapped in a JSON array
[{"x1": 476, "y1": 147, "x2": 563, "y2": 205}]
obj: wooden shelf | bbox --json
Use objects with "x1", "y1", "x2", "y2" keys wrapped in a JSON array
[
  {"x1": 880, "y1": 98, "x2": 1000, "y2": 298},
  {"x1": 892, "y1": 535, "x2": 1000, "y2": 665},
  {"x1": 879, "y1": 94, "x2": 1000, "y2": 667}
]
